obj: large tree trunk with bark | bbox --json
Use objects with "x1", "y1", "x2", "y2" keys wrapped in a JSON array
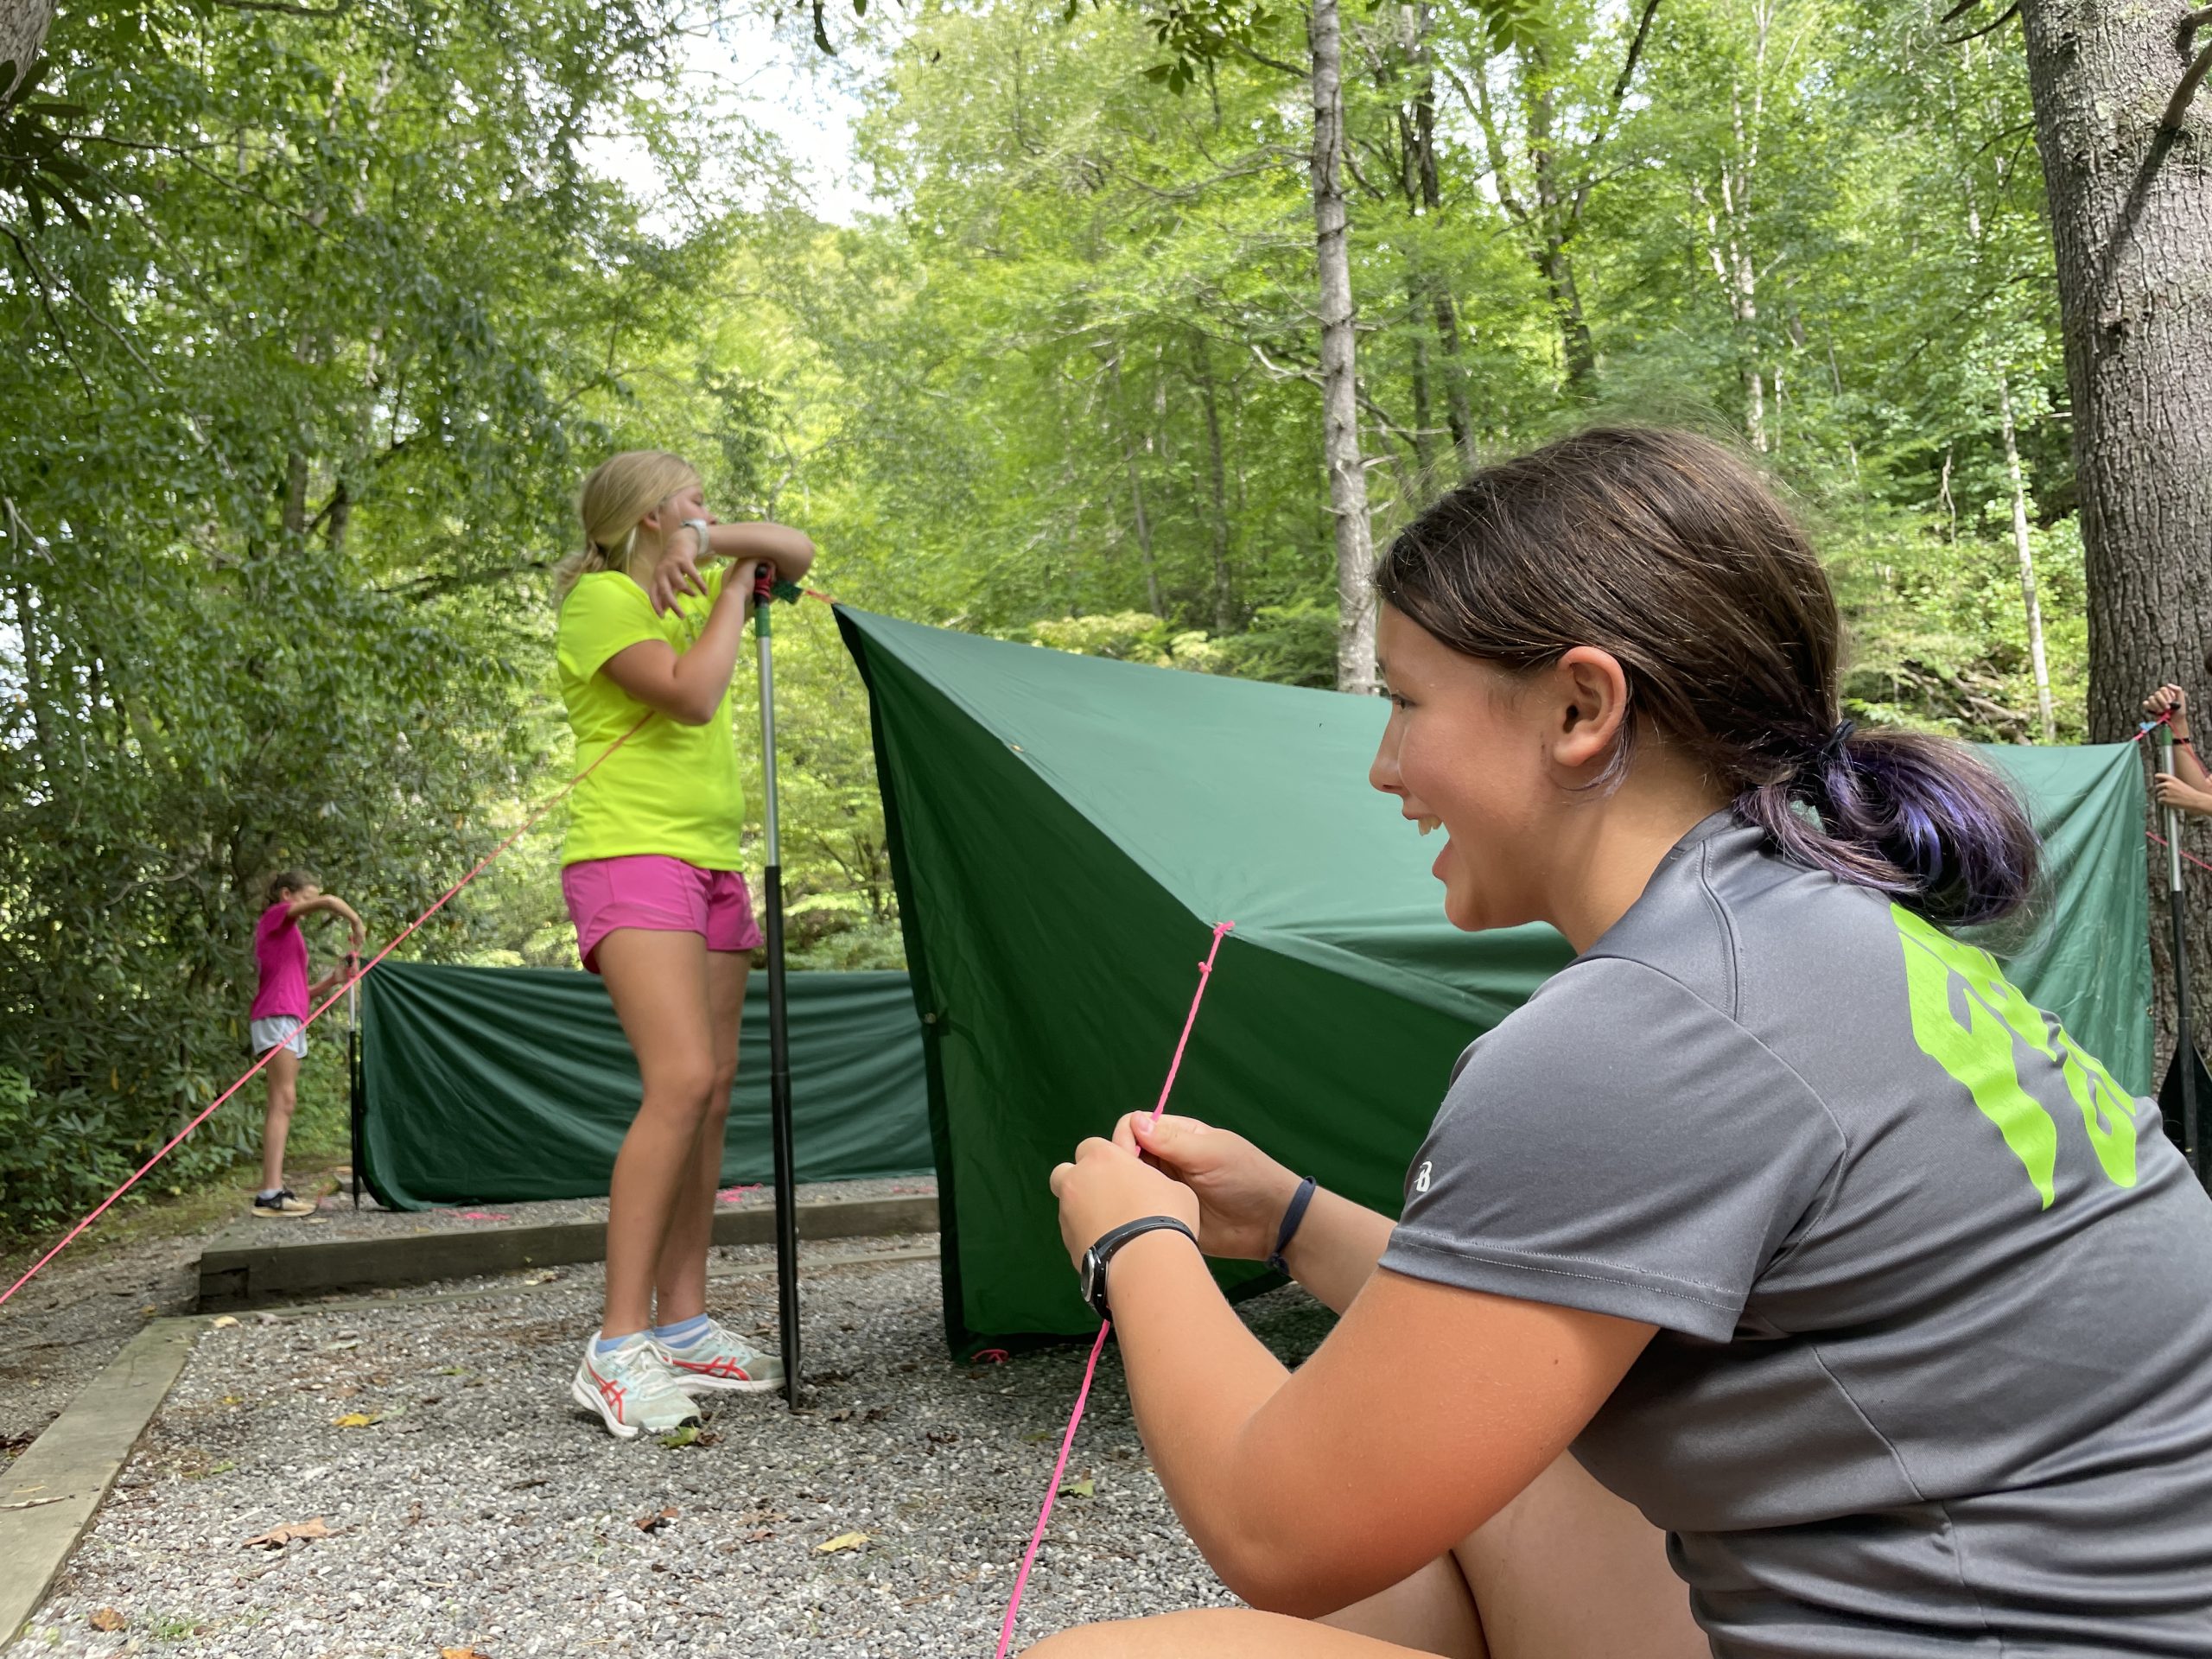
[
  {"x1": 1311, "y1": 0, "x2": 1378, "y2": 694},
  {"x1": 0, "y1": 0, "x2": 55, "y2": 110},
  {"x1": 2018, "y1": 0, "x2": 2212, "y2": 1063}
]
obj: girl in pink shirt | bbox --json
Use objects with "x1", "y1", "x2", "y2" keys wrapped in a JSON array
[{"x1": 250, "y1": 870, "x2": 365, "y2": 1217}]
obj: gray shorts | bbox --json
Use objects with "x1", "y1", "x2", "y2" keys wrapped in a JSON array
[{"x1": 250, "y1": 1016, "x2": 307, "y2": 1059}]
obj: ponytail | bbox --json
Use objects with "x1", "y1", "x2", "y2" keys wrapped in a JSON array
[
  {"x1": 1375, "y1": 425, "x2": 2043, "y2": 928},
  {"x1": 1735, "y1": 725, "x2": 2039, "y2": 928},
  {"x1": 265, "y1": 868, "x2": 315, "y2": 906}
]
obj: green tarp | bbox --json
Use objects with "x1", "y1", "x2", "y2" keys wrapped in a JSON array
[
  {"x1": 355, "y1": 962, "x2": 931, "y2": 1211},
  {"x1": 836, "y1": 606, "x2": 2152, "y2": 1354}
]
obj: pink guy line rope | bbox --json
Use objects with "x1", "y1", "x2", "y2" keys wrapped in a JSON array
[
  {"x1": 0, "y1": 714, "x2": 656, "y2": 1311},
  {"x1": 993, "y1": 919, "x2": 1235, "y2": 1659}
]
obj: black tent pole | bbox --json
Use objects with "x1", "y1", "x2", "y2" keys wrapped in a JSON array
[
  {"x1": 753, "y1": 567, "x2": 803, "y2": 1408},
  {"x1": 2159, "y1": 727, "x2": 2202, "y2": 1183},
  {"x1": 347, "y1": 954, "x2": 363, "y2": 1210}
]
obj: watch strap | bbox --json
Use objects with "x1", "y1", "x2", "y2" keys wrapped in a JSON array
[
  {"x1": 1266, "y1": 1176, "x2": 1319, "y2": 1274},
  {"x1": 1085, "y1": 1215, "x2": 1198, "y2": 1319}
]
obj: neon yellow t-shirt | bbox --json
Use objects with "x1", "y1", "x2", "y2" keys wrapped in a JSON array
[{"x1": 556, "y1": 565, "x2": 747, "y2": 869}]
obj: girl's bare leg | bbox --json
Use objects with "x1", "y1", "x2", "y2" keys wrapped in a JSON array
[
  {"x1": 1445, "y1": 1448, "x2": 1702, "y2": 1659},
  {"x1": 596, "y1": 928, "x2": 717, "y2": 1338},
  {"x1": 260, "y1": 1046, "x2": 300, "y2": 1192},
  {"x1": 651, "y1": 950, "x2": 748, "y2": 1325},
  {"x1": 1026, "y1": 1452, "x2": 1704, "y2": 1659}
]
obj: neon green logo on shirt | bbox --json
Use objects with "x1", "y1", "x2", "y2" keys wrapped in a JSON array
[{"x1": 1893, "y1": 905, "x2": 2138, "y2": 1207}]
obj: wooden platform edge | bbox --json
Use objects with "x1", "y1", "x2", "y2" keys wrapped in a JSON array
[
  {"x1": 196, "y1": 1193, "x2": 938, "y2": 1311},
  {"x1": 2, "y1": 1318, "x2": 199, "y2": 1644}
]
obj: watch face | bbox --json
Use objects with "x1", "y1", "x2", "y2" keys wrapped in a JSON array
[{"x1": 1079, "y1": 1249, "x2": 1103, "y2": 1312}]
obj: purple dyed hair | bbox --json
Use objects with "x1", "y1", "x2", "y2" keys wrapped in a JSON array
[{"x1": 1375, "y1": 427, "x2": 2040, "y2": 927}]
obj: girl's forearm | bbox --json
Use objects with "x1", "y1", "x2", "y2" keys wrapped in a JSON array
[
  {"x1": 1281, "y1": 1189, "x2": 1399, "y2": 1315},
  {"x1": 669, "y1": 584, "x2": 752, "y2": 723},
  {"x1": 1106, "y1": 1233, "x2": 1289, "y2": 1584},
  {"x1": 705, "y1": 522, "x2": 816, "y2": 582}
]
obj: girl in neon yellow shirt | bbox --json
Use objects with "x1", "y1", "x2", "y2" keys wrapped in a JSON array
[{"x1": 552, "y1": 449, "x2": 815, "y2": 1439}]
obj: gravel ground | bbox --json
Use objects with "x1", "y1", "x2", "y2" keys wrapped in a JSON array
[
  {"x1": 0, "y1": 1179, "x2": 936, "y2": 1455},
  {"x1": 12, "y1": 1242, "x2": 1334, "y2": 1657},
  {"x1": 0, "y1": 1236, "x2": 205, "y2": 1457}
]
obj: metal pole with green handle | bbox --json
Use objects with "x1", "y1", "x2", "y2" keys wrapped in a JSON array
[
  {"x1": 753, "y1": 563, "x2": 802, "y2": 1408},
  {"x1": 2159, "y1": 726, "x2": 2202, "y2": 1182}
]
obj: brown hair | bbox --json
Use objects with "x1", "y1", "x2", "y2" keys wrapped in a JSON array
[
  {"x1": 264, "y1": 869, "x2": 315, "y2": 906},
  {"x1": 1374, "y1": 427, "x2": 2039, "y2": 926}
]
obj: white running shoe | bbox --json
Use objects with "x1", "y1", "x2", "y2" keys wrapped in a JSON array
[
  {"x1": 570, "y1": 1332, "x2": 704, "y2": 1439},
  {"x1": 660, "y1": 1316, "x2": 785, "y2": 1395}
]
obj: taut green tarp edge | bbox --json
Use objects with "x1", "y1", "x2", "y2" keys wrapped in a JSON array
[
  {"x1": 356, "y1": 962, "x2": 931, "y2": 1211},
  {"x1": 835, "y1": 605, "x2": 2152, "y2": 1356}
]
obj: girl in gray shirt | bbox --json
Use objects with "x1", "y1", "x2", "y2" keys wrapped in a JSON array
[{"x1": 1040, "y1": 427, "x2": 2212, "y2": 1659}]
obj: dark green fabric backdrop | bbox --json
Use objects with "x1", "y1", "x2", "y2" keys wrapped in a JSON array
[
  {"x1": 356, "y1": 963, "x2": 931, "y2": 1211},
  {"x1": 836, "y1": 606, "x2": 2152, "y2": 1355}
]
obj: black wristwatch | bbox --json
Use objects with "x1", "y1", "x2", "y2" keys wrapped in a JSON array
[{"x1": 1079, "y1": 1216, "x2": 1198, "y2": 1321}]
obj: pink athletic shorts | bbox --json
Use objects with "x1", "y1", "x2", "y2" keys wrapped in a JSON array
[{"x1": 562, "y1": 855, "x2": 764, "y2": 974}]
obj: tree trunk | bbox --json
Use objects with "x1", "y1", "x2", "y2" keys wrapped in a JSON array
[
  {"x1": 282, "y1": 450, "x2": 310, "y2": 543},
  {"x1": 0, "y1": 0, "x2": 55, "y2": 111},
  {"x1": 2018, "y1": 0, "x2": 2212, "y2": 1065},
  {"x1": 1523, "y1": 41, "x2": 1599, "y2": 396},
  {"x1": 327, "y1": 477, "x2": 353, "y2": 559},
  {"x1": 1193, "y1": 340, "x2": 1237, "y2": 635},
  {"x1": 1407, "y1": 314, "x2": 1437, "y2": 476},
  {"x1": 1997, "y1": 373, "x2": 2056, "y2": 742},
  {"x1": 8, "y1": 571, "x2": 47, "y2": 779},
  {"x1": 1310, "y1": 0, "x2": 1378, "y2": 695},
  {"x1": 1402, "y1": 3, "x2": 1474, "y2": 472},
  {"x1": 1110, "y1": 353, "x2": 1163, "y2": 615}
]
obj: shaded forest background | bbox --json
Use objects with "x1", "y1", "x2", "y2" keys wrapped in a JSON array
[{"x1": 0, "y1": 0, "x2": 2107, "y2": 1225}]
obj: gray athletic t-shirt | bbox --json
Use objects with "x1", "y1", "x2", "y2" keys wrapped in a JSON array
[{"x1": 1381, "y1": 814, "x2": 2212, "y2": 1657}]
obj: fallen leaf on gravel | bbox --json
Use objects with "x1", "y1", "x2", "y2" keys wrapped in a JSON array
[
  {"x1": 440, "y1": 1648, "x2": 490, "y2": 1657},
  {"x1": 816, "y1": 1530, "x2": 871, "y2": 1554},
  {"x1": 744, "y1": 1528, "x2": 776, "y2": 1542},
  {"x1": 209, "y1": 1316, "x2": 239, "y2": 1330},
  {"x1": 1058, "y1": 1476, "x2": 1095, "y2": 1498},
  {"x1": 634, "y1": 1506, "x2": 678, "y2": 1532},
  {"x1": 88, "y1": 1609, "x2": 124, "y2": 1632},
  {"x1": 243, "y1": 1517, "x2": 335, "y2": 1548},
  {"x1": 331, "y1": 1412, "x2": 380, "y2": 1428}
]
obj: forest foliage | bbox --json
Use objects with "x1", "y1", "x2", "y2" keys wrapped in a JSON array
[{"x1": 0, "y1": 0, "x2": 2080, "y2": 1226}]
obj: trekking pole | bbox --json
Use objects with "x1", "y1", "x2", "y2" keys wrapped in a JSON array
[
  {"x1": 346, "y1": 952, "x2": 364, "y2": 1210},
  {"x1": 753, "y1": 563, "x2": 803, "y2": 1409},
  {"x1": 2159, "y1": 727, "x2": 2202, "y2": 1182}
]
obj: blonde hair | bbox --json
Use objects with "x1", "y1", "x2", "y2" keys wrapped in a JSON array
[{"x1": 553, "y1": 450, "x2": 702, "y2": 599}]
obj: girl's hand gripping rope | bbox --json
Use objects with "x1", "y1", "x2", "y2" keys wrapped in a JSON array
[
  {"x1": 1110, "y1": 1111, "x2": 1302, "y2": 1262},
  {"x1": 1048, "y1": 1136, "x2": 1201, "y2": 1273}
]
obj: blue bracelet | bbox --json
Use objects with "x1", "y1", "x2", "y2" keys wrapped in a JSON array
[{"x1": 1267, "y1": 1176, "x2": 1319, "y2": 1274}]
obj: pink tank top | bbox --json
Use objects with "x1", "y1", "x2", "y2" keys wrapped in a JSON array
[{"x1": 250, "y1": 902, "x2": 309, "y2": 1020}]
